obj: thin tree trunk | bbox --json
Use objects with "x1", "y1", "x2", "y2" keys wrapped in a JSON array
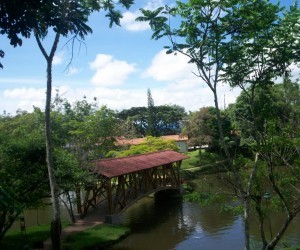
[
  {"x1": 46, "y1": 59, "x2": 62, "y2": 250},
  {"x1": 265, "y1": 214, "x2": 293, "y2": 250},
  {"x1": 59, "y1": 192, "x2": 76, "y2": 223},
  {"x1": 213, "y1": 90, "x2": 251, "y2": 250},
  {"x1": 254, "y1": 196, "x2": 267, "y2": 249},
  {"x1": 243, "y1": 198, "x2": 251, "y2": 250},
  {"x1": 36, "y1": 31, "x2": 61, "y2": 249}
]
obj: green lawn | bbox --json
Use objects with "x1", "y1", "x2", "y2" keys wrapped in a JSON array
[
  {"x1": 1, "y1": 223, "x2": 130, "y2": 250},
  {"x1": 181, "y1": 150, "x2": 199, "y2": 170},
  {"x1": 1, "y1": 222, "x2": 69, "y2": 250},
  {"x1": 181, "y1": 150, "x2": 229, "y2": 175},
  {"x1": 63, "y1": 224, "x2": 130, "y2": 250}
]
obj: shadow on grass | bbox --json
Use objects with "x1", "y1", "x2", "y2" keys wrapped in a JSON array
[
  {"x1": 1, "y1": 222, "x2": 70, "y2": 250},
  {"x1": 63, "y1": 224, "x2": 130, "y2": 250}
]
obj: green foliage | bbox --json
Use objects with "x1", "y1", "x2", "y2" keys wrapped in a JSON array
[
  {"x1": 183, "y1": 107, "x2": 219, "y2": 148},
  {"x1": 0, "y1": 111, "x2": 50, "y2": 241},
  {"x1": 180, "y1": 150, "x2": 199, "y2": 170},
  {"x1": 220, "y1": 203, "x2": 244, "y2": 215},
  {"x1": 0, "y1": 0, "x2": 134, "y2": 67},
  {"x1": 108, "y1": 136, "x2": 180, "y2": 157},
  {"x1": 0, "y1": 98, "x2": 123, "y2": 240},
  {"x1": 118, "y1": 106, "x2": 148, "y2": 137},
  {"x1": 52, "y1": 96, "x2": 121, "y2": 160},
  {"x1": 0, "y1": 186, "x2": 23, "y2": 242},
  {"x1": 119, "y1": 104, "x2": 186, "y2": 137},
  {"x1": 184, "y1": 190, "x2": 224, "y2": 206},
  {"x1": 138, "y1": 1, "x2": 300, "y2": 248}
]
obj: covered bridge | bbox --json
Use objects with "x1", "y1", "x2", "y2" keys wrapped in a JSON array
[{"x1": 77, "y1": 150, "x2": 189, "y2": 216}]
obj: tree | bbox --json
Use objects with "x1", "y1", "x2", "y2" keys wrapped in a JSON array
[
  {"x1": 0, "y1": 111, "x2": 49, "y2": 242},
  {"x1": 54, "y1": 148, "x2": 92, "y2": 223},
  {"x1": 183, "y1": 107, "x2": 220, "y2": 149},
  {"x1": 118, "y1": 107, "x2": 148, "y2": 137},
  {"x1": 51, "y1": 96, "x2": 123, "y2": 215},
  {"x1": 155, "y1": 105, "x2": 186, "y2": 136},
  {"x1": 118, "y1": 104, "x2": 186, "y2": 137},
  {"x1": 221, "y1": 3, "x2": 300, "y2": 248},
  {"x1": 229, "y1": 81, "x2": 300, "y2": 249},
  {"x1": 137, "y1": 1, "x2": 299, "y2": 249},
  {"x1": 147, "y1": 88, "x2": 157, "y2": 136},
  {"x1": 1, "y1": 1, "x2": 134, "y2": 248}
]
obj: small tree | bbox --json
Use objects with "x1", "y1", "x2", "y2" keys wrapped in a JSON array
[
  {"x1": 0, "y1": 111, "x2": 49, "y2": 242},
  {"x1": 230, "y1": 81, "x2": 300, "y2": 249},
  {"x1": 147, "y1": 88, "x2": 157, "y2": 136}
]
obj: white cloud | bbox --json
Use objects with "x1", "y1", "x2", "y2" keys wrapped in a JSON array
[
  {"x1": 0, "y1": 78, "x2": 43, "y2": 85},
  {"x1": 145, "y1": 0, "x2": 165, "y2": 10},
  {"x1": 0, "y1": 81, "x2": 241, "y2": 116},
  {"x1": 121, "y1": 0, "x2": 165, "y2": 31},
  {"x1": 53, "y1": 52, "x2": 64, "y2": 65},
  {"x1": 1, "y1": 87, "x2": 46, "y2": 113},
  {"x1": 0, "y1": 47, "x2": 244, "y2": 115},
  {"x1": 89, "y1": 54, "x2": 137, "y2": 86},
  {"x1": 66, "y1": 66, "x2": 80, "y2": 76},
  {"x1": 121, "y1": 11, "x2": 150, "y2": 31},
  {"x1": 143, "y1": 49, "x2": 198, "y2": 81}
]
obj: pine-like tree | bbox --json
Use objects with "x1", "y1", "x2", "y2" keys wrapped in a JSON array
[{"x1": 146, "y1": 89, "x2": 157, "y2": 136}]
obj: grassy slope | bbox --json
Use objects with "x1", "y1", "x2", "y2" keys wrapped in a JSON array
[
  {"x1": 181, "y1": 150, "x2": 199, "y2": 170},
  {"x1": 63, "y1": 224, "x2": 130, "y2": 250}
]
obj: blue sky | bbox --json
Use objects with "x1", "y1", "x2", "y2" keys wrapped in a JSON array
[{"x1": 0, "y1": 0, "x2": 298, "y2": 115}]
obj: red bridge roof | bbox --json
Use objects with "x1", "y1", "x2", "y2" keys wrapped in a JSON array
[{"x1": 92, "y1": 150, "x2": 189, "y2": 178}]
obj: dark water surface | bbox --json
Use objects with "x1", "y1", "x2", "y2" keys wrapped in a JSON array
[
  {"x1": 13, "y1": 190, "x2": 300, "y2": 250},
  {"x1": 110, "y1": 195, "x2": 300, "y2": 250}
]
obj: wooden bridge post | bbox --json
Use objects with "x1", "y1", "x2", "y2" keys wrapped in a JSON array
[
  {"x1": 176, "y1": 161, "x2": 182, "y2": 186},
  {"x1": 106, "y1": 178, "x2": 113, "y2": 215}
]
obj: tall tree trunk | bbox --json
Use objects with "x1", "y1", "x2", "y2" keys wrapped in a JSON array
[
  {"x1": 36, "y1": 31, "x2": 61, "y2": 249},
  {"x1": 46, "y1": 59, "x2": 62, "y2": 250}
]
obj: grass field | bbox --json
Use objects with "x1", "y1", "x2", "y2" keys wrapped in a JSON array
[
  {"x1": 1, "y1": 222, "x2": 130, "y2": 250},
  {"x1": 63, "y1": 224, "x2": 130, "y2": 250},
  {"x1": 181, "y1": 150, "x2": 199, "y2": 170}
]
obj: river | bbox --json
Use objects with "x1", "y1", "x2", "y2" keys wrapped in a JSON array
[
  {"x1": 109, "y1": 194, "x2": 300, "y2": 250},
  {"x1": 13, "y1": 185, "x2": 300, "y2": 249}
]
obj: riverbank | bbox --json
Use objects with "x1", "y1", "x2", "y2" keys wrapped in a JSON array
[
  {"x1": 1, "y1": 202, "x2": 130, "y2": 250},
  {"x1": 43, "y1": 202, "x2": 130, "y2": 250},
  {"x1": 1, "y1": 222, "x2": 130, "y2": 250}
]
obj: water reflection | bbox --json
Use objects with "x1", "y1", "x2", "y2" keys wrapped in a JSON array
[
  {"x1": 111, "y1": 196, "x2": 242, "y2": 250},
  {"x1": 11, "y1": 201, "x2": 70, "y2": 230},
  {"x1": 111, "y1": 195, "x2": 300, "y2": 250},
  {"x1": 11, "y1": 190, "x2": 300, "y2": 249}
]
